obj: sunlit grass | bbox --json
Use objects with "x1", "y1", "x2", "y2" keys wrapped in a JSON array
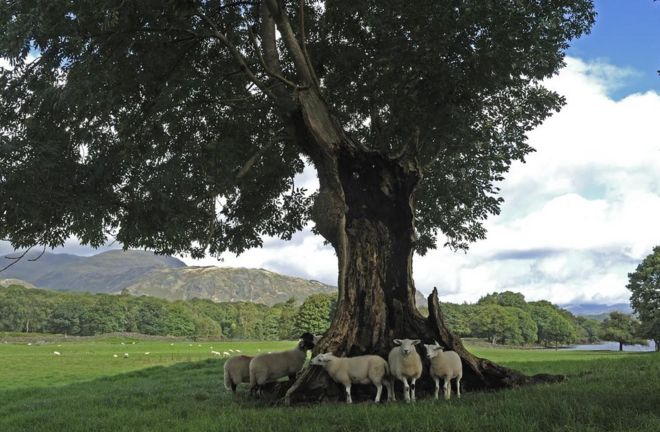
[{"x1": 0, "y1": 336, "x2": 658, "y2": 432}]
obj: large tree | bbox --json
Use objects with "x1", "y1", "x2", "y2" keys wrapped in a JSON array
[
  {"x1": 599, "y1": 312, "x2": 647, "y2": 352},
  {"x1": 0, "y1": 1, "x2": 594, "y2": 401},
  {"x1": 627, "y1": 246, "x2": 660, "y2": 351}
]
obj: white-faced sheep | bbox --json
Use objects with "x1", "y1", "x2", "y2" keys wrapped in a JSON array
[
  {"x1": 224, "y1": 355, "x2": 254, "y2": 394},
  {"x1": 249, "y1": 333, "x2": 316, "y2": 395},
  {"x1": 388, "y1": 339, "x2": 423, "y2": 402},
  {"x1": 311, "y1": 353, "x2": 393, "y2": 404},
  {"x1": 424, "y1": 342, "x2": 462, "y2": 400}
]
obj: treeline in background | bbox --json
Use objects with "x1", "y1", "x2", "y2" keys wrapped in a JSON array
[{"x1": 0, "y1": 285, "x2": 645, "y2": 348}]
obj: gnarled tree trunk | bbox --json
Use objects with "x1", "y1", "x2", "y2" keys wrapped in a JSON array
[{"x1": 270, "y1": 89, "x2": 564, "y2": 405}]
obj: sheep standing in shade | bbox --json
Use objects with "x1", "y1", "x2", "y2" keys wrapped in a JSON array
[
  {"x1": 388, "y1": 339, "x2": 423, "y2": 402},
  {"x1": 310, "y1": 353, "x2": 393, "y2": 404},
  {"x1": 224, "y1": 355, "x2": 254, "y2": 394},
  {"x1": 424, "y1": 342, "x2": 463, "y2": 400},
  {"x1": 249, "y1": 333, "x2": 316, "y2": 395}
]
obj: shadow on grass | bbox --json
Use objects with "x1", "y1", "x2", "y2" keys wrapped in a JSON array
[{"x1": 0, "y1": 354, "x2": 658, "y2": 432}]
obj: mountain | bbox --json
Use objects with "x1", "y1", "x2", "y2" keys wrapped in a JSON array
[
  {"x1": 563, "y1": 303, "x2": 633, "y2": 317},
  {"x1": 2, "y1": 249, "x2": 427, "y2": 307},
  {"x1": 122, "y1": 266, "x2": 337, "y2": 305},
  {"x1": 1, "y1": 250, "x2": 185, "y2": 293}
]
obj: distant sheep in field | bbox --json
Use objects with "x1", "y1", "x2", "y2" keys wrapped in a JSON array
[
  {"x1": 144, "y1": 352, "x2": 150, "y2": 355},
  {"x1": 311, "y1": 353, "x2": 393, "y2": 404},
  {"x1": 124, "y1": 353, "x2": 129, "y2": 358},
  {"x1": 249, "y1": 333, "x2": 316, "y2": 395},
  {"x1": 211, "y1": 351, "x2": 222, "y2": 356},
  {"x1": 424, "y1": 342, "x2": 463, "y2": 400},
  {"x1": 224, "y1": 355, "x2": 254, "y2": 394},
  {"x1": 113, "y1": 354, "x2": 118, "y2": 358},
  {"x1": 388, "y1": 339, "x2": 423, "y2": 402},
  {"x1": 235, "y1": 349, "x2": 241, "y2": 353},
  {"x1": 53, "y1": 351, "x2": 61, "y2": 356}
]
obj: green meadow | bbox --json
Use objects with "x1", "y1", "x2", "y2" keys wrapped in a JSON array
[{"x1": 0, "y1": 336, "x2": 658, "y2": 432}]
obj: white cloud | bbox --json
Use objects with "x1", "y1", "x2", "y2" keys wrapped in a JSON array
[
  {"x1": 2, "y1": 57, "x2": 658, "y2": 307},
  {"x1": 415, "y1": 57, "x2": 660, "y2": 305}
]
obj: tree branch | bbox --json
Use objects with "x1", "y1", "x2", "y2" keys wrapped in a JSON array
[
  {"x1": 298, "y1": 0, "x2": 320, "y2": 88},
  {"x1": 196, "y1": 12, "x2": 276, "y2": 99},
  {"x1": 264, "y1": 0, "x2": 315, "y2": 87},
  {"x1": 247, "y1": 27, "x2": 298, "y2": 89},
  {"x1": 1, "y1": 246, "x2": 34, "y2": 273}
]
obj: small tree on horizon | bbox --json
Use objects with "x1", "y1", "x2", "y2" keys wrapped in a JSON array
[{"x1": 599, "y1": 312, "x2": 647, "y2": 352}]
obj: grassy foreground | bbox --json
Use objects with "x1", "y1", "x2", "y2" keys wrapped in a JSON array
[{"x1": 0, "y1": 337, "x2": 658, "y2": 432}]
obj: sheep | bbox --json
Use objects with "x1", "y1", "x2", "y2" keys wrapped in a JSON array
[
  {"x1": 211, "y1": 350, "x2": 222, "y2": 356},
  {"x1": 113, "y1": 354, "x2": 118, "y2": 358},
  {"x1": 144, "y1": 352, "x2": 150, "y2": 355},
  {"x1": 388, "y1": 339, "x2": 422, "y2": 402},
  {"x1": 424, "y1": 342, "x2": 463, "y2": 400},
  {"x1": 223, "y1": 351, "x2": 230, "y2": 357},
  {"x1": 310, "y1": 353, "x2": 394, "y2": 404},
  {"x1": 124, "y1": 353, "x2": 129, "y2": 358},
  {"x1": 53, "y1": 351, "x2": 61, "y2": 356},
  {"x1": 249, "y1": 333, "x2": 316, "y2": 395},
  {"x1": 224, "y1": 355, "x2": 254, "y2": 394}
]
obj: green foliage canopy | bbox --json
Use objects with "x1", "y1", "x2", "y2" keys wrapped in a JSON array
[
  {"x1": 627, "y1": 246, "x2": 660, "y2": 350},
  {"x1": 0, "y1": 0, "x2": 595, "y2": 257}
]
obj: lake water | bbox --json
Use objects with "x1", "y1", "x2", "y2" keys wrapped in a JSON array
[{"x1": 567, "y1": 340, "x2": 656, "y2": 352}]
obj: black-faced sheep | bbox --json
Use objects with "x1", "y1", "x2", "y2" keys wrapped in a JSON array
[{"x1": 249, "y1": 333, "x2": 316, "y2": 395}]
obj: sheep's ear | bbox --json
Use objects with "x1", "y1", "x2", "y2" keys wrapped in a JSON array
[
  {"x1": 393, "y1": 339, "x2": 402, "y2": 346},
  {"x1": 412, "y1": 339, "x2": 421, "y2": 345}
]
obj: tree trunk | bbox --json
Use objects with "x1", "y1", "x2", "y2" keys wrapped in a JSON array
[
  {"x1": 619, "y1": 342, "x2": 623, "y2": 352},
  {"x1": 269, "y1": 89, "x2": 564, "y2": 404}
]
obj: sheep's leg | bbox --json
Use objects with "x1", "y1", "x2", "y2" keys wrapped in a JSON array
[
  {"x1": 456, "y1": 376, "x2": 462, "y2": 399},
  {"x1": 384, "y1": 379, "x2": 394, "y2": 402},
  {"x1": 402, "y1": 377, "x2": 410, "y2": 403},
  {"x1": 230, "y1": 383, "x2": 237, "y2": 394},
  {"x1": 443, "y1": 378, "x2": 450, "y2": 400},
  {"x1": 374, "y1": 383, "x2": 382, "y2": 403},
  {"x1": 410, "y1": 377, "x2": 417, "y2": 402},
  {"x1": 434, "y1": 377, "x2": 440, "y2": 400},
  {"x1": 345, "y1": 384, "x2": 352, "y2": 404}
]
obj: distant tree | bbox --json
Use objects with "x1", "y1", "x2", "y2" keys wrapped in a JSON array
[
  {"x1": 627, "y1": 246, "x2": 660, "y2": 351},
  {"x1": 193, "y1": 315, "x2": 222, "y2": 339},
  {"x1": 509, "y1": 308, "x2": 538, "y2": 345},
  {"x1": 478, "y1": 291, "x2": 528, "y2": 310},
  {"x1": 47, "y1": 301, "x2": 89, "y2": 336},
  {"x1": 275, "y1": 298, "x2": 298, "y2": 340},
  {"x1": 599, "y1": 312, "x2": 647, "y2": 352},
  {"x1": 293, "y1": 294, "x2": 336, "y2": 336},
  {"x1": 575, "y1": 316, "x2": 601, "y2": 344},
  {"x1": 471, "y1": 304, "x2": 519, "y2": 345},
  {"x1": 441, "y1": 303, "x2": 472, "y2": 337},
  {"x1": 531, "y1": 305, "x2": 577, "y2": 348}
]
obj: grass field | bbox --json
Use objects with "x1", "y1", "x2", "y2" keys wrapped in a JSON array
[{"x1": 0, "y1": 336, "x2": 658, "y2": 432}]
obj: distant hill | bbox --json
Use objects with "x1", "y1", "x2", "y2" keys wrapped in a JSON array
[
  {"x1": 1, "y1": 250, "x2": 185, "y2": 293},
  {"x1": 563, "y1": 303, "x2": 633, "y2": 317},
  {"x1": 0, "y1": 278, "x2": 36, "y2": 289},
  {"x1": 122, "y1": 266, "x2": 337, "y2": 305}
]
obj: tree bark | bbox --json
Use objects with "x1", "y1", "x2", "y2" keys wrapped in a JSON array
[{"x1": 259, "y1": 84, "x2": 563, "y2": 404}]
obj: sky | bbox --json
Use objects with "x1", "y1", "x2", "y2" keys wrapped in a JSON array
[{"x1": 2, "y1": 0, "x2": 659, "y2": 306}]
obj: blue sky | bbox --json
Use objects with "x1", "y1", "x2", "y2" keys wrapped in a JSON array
[
  {"x1": 567, "y1": 0, "x2": 660, "y2": 98},
  {"x1": 2, "y1": 1, "x2": 659, "y2": 306}
]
